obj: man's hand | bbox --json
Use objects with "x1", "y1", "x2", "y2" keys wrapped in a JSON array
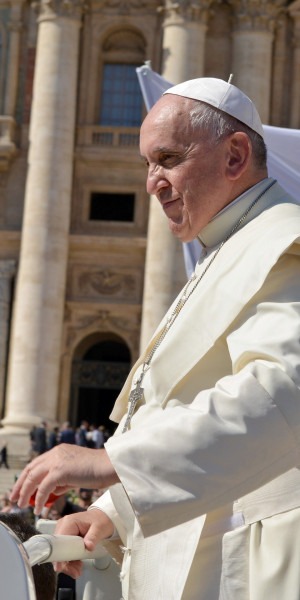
[
  {"x1": 53, "y1": 509, "x2": 115, "y2": 578},
  {"x1": 10, "y1": 444, "x2": 119, "y2": 514}
]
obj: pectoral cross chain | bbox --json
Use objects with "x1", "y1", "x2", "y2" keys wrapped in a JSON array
[{"x1": 122, "y1": 372, "x2": 146, "y2": 433}]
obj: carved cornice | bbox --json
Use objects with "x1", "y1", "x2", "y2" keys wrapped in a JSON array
[
  {"x1": 95, "y1": 0, "x2": 160, "y2": 15},
  {"x1": 158, "y1": 0, "x2": 213, "y2": 24},
  {"x1": 32, "y1": 0, "x2": 88, "y2": 21},
  {"x1": 228, "y1": 0, "x2": 286, "y2": 33}
]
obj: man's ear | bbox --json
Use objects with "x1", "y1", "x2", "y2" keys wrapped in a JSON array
[{"x1": 225, "y1": 132, "x2": 252, "y2": 180}]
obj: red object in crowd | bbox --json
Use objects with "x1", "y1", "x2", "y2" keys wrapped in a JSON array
[{"x1": 29, "y1": 491, "x2": 60, "y2": 508}]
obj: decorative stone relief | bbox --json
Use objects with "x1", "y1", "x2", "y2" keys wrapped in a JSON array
[
  {"x1": 69, "y1": 266, "x2": 142, "y2": 303},
  {"x1": 228, "y1": 0, "x2": 287, "y2": 32},
  {"x1": 96, "y1": 0, "x2": 160, "y2": 14}
]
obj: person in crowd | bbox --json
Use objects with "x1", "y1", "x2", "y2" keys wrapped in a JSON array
[
  {"x1": 0, "y1": 492, "x2": 12, "y2": 513},
  {"x1": 76, "y1": 489, "x2": 94, "y2": 510},
  {"x1": 0, "y1": 441, "x2": 9, "y2": 468},
  {"x1": 48, "y1": 426, "x2": 59, "y2": 450},
  {"x1": 59, "y1": 422, "x2": 76, "y2": 445},
  {"x1": 76, "y1": 420, "x2": 89, "y2": 447},
  {"x1": 10, "y1": 78, "x2": 300, "y2": 599},
  {"x1": 89, "y1": 425, "x2": 105, "y2": 449},
  {"x1": 31, "y1": 421, "x2": 47, "y2": 455}
]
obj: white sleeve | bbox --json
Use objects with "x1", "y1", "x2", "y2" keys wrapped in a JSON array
[{"x1": 105, "y1": 255, "x2": 300, "y2": 536}]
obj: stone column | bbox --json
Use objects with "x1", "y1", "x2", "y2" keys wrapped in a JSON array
[
  {"x1": 0, "y1": 260, "x2": 15, "y2": 419},
  {"x1": 1, "y1": 0, "x2": 83, "y2": 447},
  {"x1": 289, "y1": 0, "x2": 300, "y2": 128},
  {"x1": 140, "y1": 0, "x2": 212, "y2": 350},
  {"x1": 229, "y1": 0, "x2": 286, "y2": 123},
  {"x1": 0, "y1": 0, "x2": 22, "y2": 170},
  {"x1": 4, "y1": 0, "x2": 23, "y2": 117}
]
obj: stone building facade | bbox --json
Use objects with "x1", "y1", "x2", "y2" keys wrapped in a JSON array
[{"x1": 0, "y1": 0, "x2": 299, "y2": 458}]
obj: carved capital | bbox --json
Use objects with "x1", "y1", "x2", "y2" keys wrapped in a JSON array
[
  {"x1": 229, "y1": 0, "x2": 286, "y2": 33},
  {"x1": 158, "y1": 0, "x2": 213, "y2": 25},
  {"x1": 32, "y1": 0, "x2": 87, "y2": 21}
]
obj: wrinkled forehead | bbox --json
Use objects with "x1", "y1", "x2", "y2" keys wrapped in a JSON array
[{"x1": 140, "y1": 95, "x2": 195, "y2": 153}]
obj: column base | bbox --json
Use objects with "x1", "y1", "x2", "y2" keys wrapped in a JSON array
[{"x1": 0, "y1": 425, "x2": 33, "y2": 463}]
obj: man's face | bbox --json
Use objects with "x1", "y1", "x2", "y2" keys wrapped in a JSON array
[{"x1": 140, "y1": 95, "x2": 229, "y2": 242}]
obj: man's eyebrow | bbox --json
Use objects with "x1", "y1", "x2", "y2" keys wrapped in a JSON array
[{"x1": 140, "y1": 146, "x2": 179, "y2": 159}]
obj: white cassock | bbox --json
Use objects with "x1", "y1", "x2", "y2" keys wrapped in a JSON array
[{"x1": 92, "y1": 178, "x2": 300, "y2": 599}]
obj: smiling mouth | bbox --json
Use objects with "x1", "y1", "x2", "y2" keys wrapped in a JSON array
[
  {"x1": 161, "y1": 196, "x2": 181, "y2": 210},
  {"x1": 161, "y1": 197, "x2": 181, "y2": 217}
]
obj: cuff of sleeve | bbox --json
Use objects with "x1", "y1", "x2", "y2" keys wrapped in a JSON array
[{"x1": 89, "y1": 489, "x2": 126, "y2": 544}]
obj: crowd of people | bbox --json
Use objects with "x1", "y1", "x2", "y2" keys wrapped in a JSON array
[
  {"x1": 30, "y1": 419, "x2": 111, "y2": 457},
  {"x1": 0, "y1": 419, "x2": 108, "y2": 525}
]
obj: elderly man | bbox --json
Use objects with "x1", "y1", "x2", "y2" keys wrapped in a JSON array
[{"x1": 11, "y1": 78, "x2": 300, "y2": 599}]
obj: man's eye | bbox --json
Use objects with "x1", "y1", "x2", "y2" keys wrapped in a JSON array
[{"x1": 160, "y1": 154, "x2": 177, "y2": 165}]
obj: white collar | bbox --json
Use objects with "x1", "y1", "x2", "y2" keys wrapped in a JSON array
[{"x1": 198, "y1": 177, "x2": 274, "y2": 249}]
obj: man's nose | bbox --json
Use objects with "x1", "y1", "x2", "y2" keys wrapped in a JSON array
[{"x1": 146, "y1": 165, "x2": 169, "y2": 195}]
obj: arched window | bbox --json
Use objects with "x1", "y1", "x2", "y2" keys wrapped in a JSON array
[{"x1": 99, "y1": 28, "x2": 146, "y2": 127}]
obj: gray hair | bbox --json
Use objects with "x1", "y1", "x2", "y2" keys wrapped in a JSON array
[{"x1": 188, "y1": 101, "x2": 267, "y2": 170}]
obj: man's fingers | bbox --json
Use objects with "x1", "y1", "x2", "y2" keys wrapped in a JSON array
[
  {"x1": 84, "y1": 514, "x2": 114, "y2": 549},
  {"x1": 10, "y1": 459, "x2": 62, "y2": 513},
  {"x1": 10, "y1": 463, "x2": 40, "y2": 507},
  {"x1": 54, "y1": 560, "x2": 83, "y2": 579},
  {"x1": 55, "y1": 515, "x2": 82, "y2": 536}
]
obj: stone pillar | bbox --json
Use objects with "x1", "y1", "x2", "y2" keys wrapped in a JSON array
[
  {"x1": 1, "y1": 0, "x2": 83, "y2": 449},
  {"x1": 4, "y1": 0, "x2": 23, "y2": 117},
  {"x1": 0, "y1": 0, "x2": 22, "y2": 170},
  {"x1": 229, "y1": 0, "x2": 286, "y2": 123},
  {"x1": 0, "y1": 260, "x2": 15, "y2": 419},
  {"x1": 160, "y1": 0, "x2": 212, "y2": 82},
  {"x1": 289, "y1": 0, "x2": 300, "y2": 128},
  {"x1": 140, "y1": 0, "x2": 212, "y2": 350}
]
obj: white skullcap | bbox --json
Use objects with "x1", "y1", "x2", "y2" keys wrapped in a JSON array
[{"x1": 163, "y1": 77, "x2": 264, "y2": 138}]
